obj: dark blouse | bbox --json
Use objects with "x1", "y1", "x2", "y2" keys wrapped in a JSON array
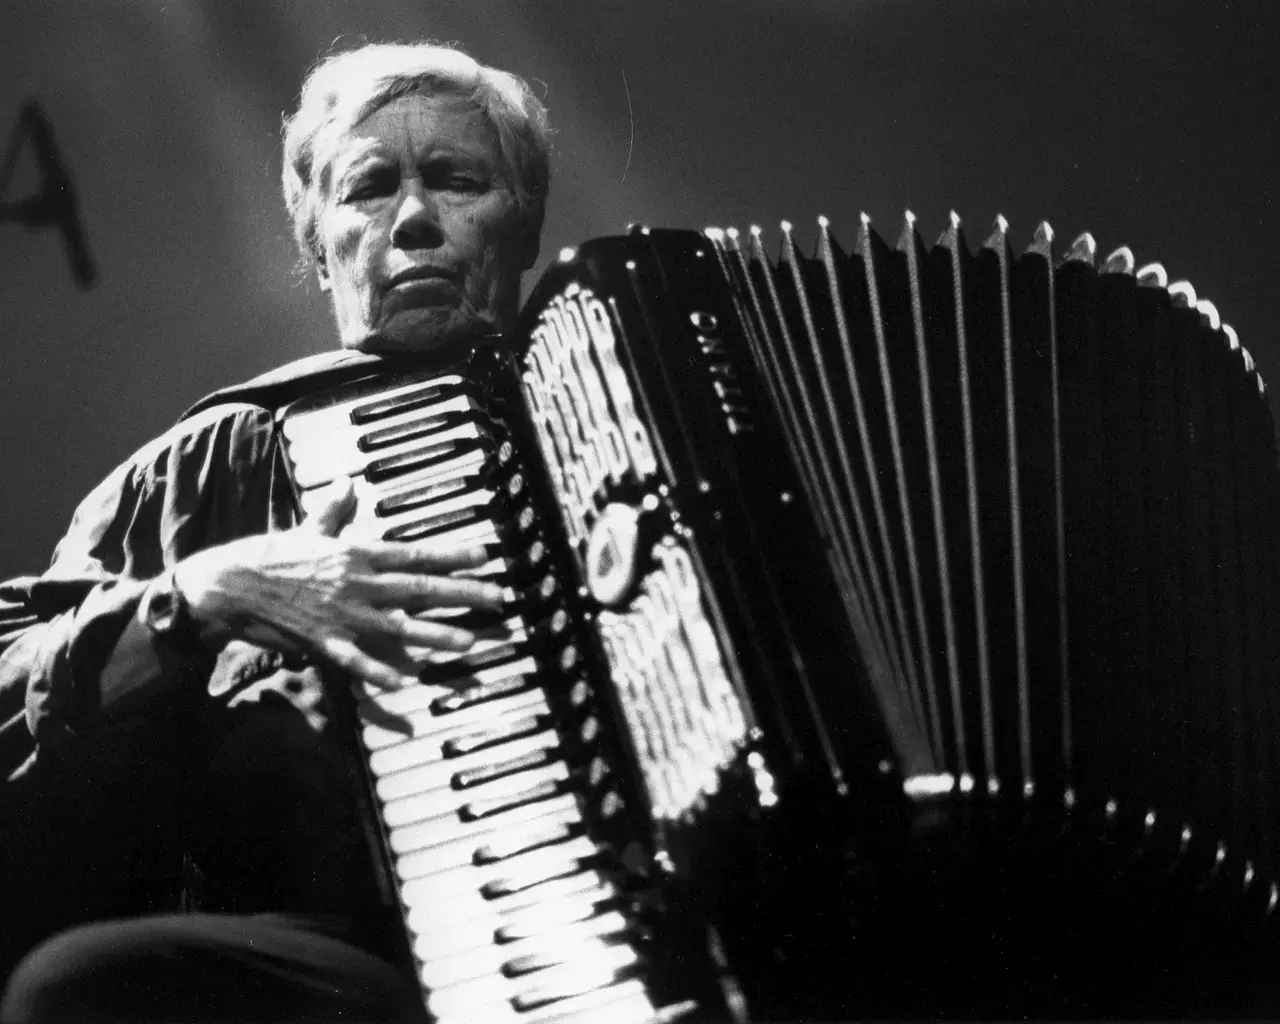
[
  {"x1": 0, "y1": 349, "x2": 404, "y2": 936},
  {"x1": 0, "y1": 348, "x2": 390, "y2": 784}
]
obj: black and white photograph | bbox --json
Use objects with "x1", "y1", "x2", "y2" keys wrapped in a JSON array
[{"x1": 1, "y1": 1, "x2": 1278, "y2": 1020}]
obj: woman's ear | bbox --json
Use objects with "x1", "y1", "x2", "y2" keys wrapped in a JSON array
[{"x1": 315, "y1": 252, "x2": 331, "y2": 293}]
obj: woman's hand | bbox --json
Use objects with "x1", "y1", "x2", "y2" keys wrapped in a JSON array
[{"x1": 173, "y1": 476, "x2": 503, "y2": 691}]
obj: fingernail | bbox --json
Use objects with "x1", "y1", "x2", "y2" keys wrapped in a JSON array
[
  {"x1": 483, "y1": 584, "x2": 504, "y2": 603},
  {"x1": 454, "y1": 629, "x2": 476, "y2": 649}
]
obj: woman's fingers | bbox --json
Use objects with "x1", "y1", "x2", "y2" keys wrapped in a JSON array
[
  {"x1": 366, "y1": 542, "x2": 492, "y2": 574},
  {"x1": 319, "y1": 635, "x2": 419, "y2": 692},
  {"x1": 317, "y1": 612, "x2": 480, "y2": 692},
  {"x1": 340, "y1": 605, "x2": 478, "y2": 652},
  {"x1": 390, "y1": 612, "x2": 478, "y2": 652},
  {"x1": 369, "y1": 573, "x2": 504, "y2": 611}
]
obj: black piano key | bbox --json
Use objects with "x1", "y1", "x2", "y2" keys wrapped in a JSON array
[
  {"x1": 375, "y1": 473, "x2": 474, "y2": 517},
  {"x1": 431, "y1": 671, "x2": 540, "y2": 715},
  {"x1": 350, "y1": 379, "x2": 469, "y2": 424},
  {"x1": 474, "y1": 819, "x2": 582, "y2": 867},
  {"x1": 358, "y1": 408, "x2": 477, "y2": 452},
  {"x1": 501, "y1": 923, "x2": 634, "y2": 978},
  {"x1": 509, "y1": 955, "x2": 640, "y2": 1013},
  {"x1": 466, "y1": 777, "x2": 568, "y2": 825},
  {"x1": 366, "y1": 436, "x2": 489, "y2": 485},
  {"x1": 493, "y1": 892, "x2": 625, "y2": 943},
  {"x1": 384, "y1": 504, "x2": 486, "y2": 543},
  {"x1": 454, "y1": 744, "x2": 561, "y2": 789},
  {"x1": 445, "y1": 714, "x2": 551, "y2": 758}
]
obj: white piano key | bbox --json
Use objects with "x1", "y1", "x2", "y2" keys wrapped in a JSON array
[
  {"x1": 375, "y1": 728, "x2": 559, "y2": 803},
  {"x1": 401, "y1": 834, "x2": 603, "y2": 908},
  {"x1": 284, "y1": 389, "x2": 478, "y2": 447},
  {"x1": 404, "y1": 872, "x2": 618, "y2": 959},
  {"x1": 360, "y1": 675, "x2": 545, "y2": 747},
  {"x1": 281, "y1": 375, "x2": 471, "y2": 441},
  {"x1": 425, "y1": 942, "x2": 641, "y2": 1020},
  {"x1": 429, "y1": 979, "x2": 657, "y2": 1024},
  {"x1": 454, "y1": 555, "x2": 514, "y2": 580},
  {"x1": 393, "y1": 792, "x2": 581, "y2": 874},
  {"x1": 356, "y1": 447, "x2": 489, "y2": 503},
  {"x1": 418, "y1": 910, "x2": 632, "y2": 990},
  {"x1": 383, "y1": 759, "x2": 570, "y2": 833},
  {"x1": 418, "y1": 519, "x2": 502, "y2": 549},
  {"x1": 405, "y1": 623, "x2": 529, "y2": 668},
  {"x1": 353, "y1": 656, "x2": 539, "y2": 714},
  {"x1": 347, "y1": 486, "x2": 497, "y2": 539},
  {"x1": 348, "y1": 451, "x2": 485, "y2": 508},
  {"x1": 490, "y1": 883, "x2": 623, "y2": 945},
  {"x1": 363, "y1": 706, "x2": 547, "y2": 778},
  {"x1": 331, "y1": 499, "x2": 501, "y2": 546},
  {"x1": 296, "y1": 451, "x2": 482, "y2": 519},
  {"x1": 400, "y1": 828, "x2": 589, "y2": 890},
  {"x1": 288, "y1": 418, "x2": 489, "y2": 489},
  {"x1": 356, "y1": 481, "x2": 495, "y2": 530},
  {"x1": 519, "y1": 979, "x2": 662, "y2": 1024}
]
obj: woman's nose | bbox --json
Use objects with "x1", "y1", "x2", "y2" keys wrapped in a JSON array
[{"x1": 391, "y1": 178, "x2": 443, "y2": 249}]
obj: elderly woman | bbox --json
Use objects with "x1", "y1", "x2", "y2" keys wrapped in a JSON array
[{"x1": 0, "y1": 41, "x2": 549, "y2": 1023}]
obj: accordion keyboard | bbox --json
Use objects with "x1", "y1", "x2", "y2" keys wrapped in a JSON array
[{"x1": 280, "y1": 371, "x2": 682, "y2": 1024}]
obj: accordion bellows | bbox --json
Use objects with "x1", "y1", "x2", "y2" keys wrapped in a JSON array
[{"x1": 708, "y1": 210, "x2": 1278, "y2": 861}]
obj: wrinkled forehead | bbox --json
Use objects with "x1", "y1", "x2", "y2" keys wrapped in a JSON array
[{"x1": 315, "y1": 91, "x2": 504, "y2": 194}]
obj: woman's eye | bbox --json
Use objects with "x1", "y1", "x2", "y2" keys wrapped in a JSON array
[
  {"x1": 343, "y1": 168, "x2": 397, "y2": 202},
  {"x1": 424, "y1": 167, "x2": 488, "y2": 194}
]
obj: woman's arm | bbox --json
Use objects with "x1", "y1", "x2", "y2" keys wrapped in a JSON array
[{"x1": 2, "y1": 402, "x2": 500, "y2": 771}]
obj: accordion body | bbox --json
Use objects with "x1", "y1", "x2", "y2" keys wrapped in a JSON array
[{"x1": 278, "y1": 212, "x2": 1280, "y2": 1020}]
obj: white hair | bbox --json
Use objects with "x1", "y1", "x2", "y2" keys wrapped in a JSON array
[{"x1": 282, "y1": 41, "x2": 551, "y2": 270}]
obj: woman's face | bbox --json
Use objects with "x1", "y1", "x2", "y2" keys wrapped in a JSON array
[{"x1": 315, "y1": 92, "x2": 536, "y2": 355}]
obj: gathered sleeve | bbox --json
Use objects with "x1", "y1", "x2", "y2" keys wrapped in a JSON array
[{"x1": 0, "y1": 403, "x2": 299, "y2": 780}]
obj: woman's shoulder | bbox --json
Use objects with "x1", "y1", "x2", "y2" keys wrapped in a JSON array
[
  {"x1": 127, "y1": 350, "x2": 382, "y2": 476},
  {"x1": 180, "y1": 349, "x2": 387, "y2": 422}
]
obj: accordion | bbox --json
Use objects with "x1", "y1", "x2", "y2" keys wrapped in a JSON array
[{"x1": 278, "y1": 212, "x2": 1280, "y2": 1021}]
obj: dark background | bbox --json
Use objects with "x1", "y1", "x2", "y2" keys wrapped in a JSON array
[{"x1": 0, "y1": 0, "x2": 1276, "y2": 579}]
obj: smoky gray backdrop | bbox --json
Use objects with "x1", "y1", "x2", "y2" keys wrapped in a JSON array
[{"x1": 0, "y1": 0, "x2": 1275, "y2": 578}]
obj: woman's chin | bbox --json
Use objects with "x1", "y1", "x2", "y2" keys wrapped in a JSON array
[{"x1": 348, "y1": 310, "x2": 478, "y2": 357}]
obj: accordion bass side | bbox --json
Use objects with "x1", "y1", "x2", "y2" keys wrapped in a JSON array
[{"x1": 279, "y1": 210, "x2": 1280, "y2": 1020}]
